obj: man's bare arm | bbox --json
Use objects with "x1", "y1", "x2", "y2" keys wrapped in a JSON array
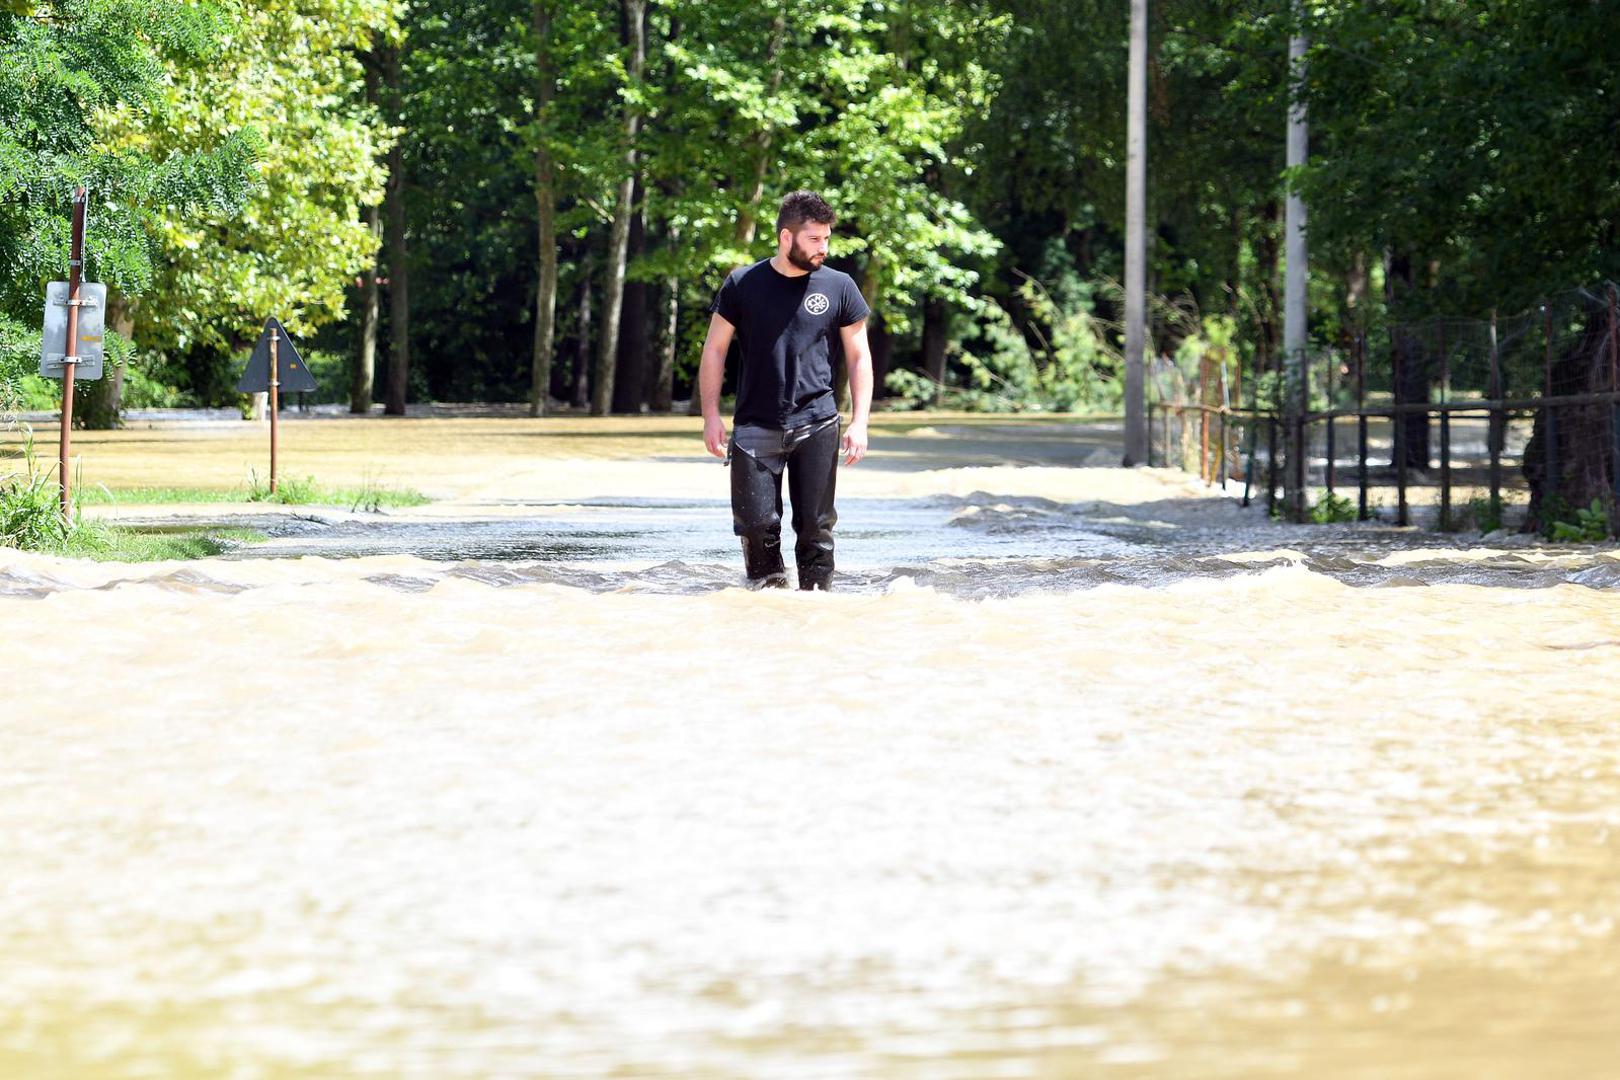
[
  {"x1": 840, "y1": 318, "x2": 873, "y2": 465},
  {"x1": 699, "y1": 314, "x2": 735, "y2": 458}
]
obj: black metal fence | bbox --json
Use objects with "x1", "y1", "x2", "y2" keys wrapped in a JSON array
[{"x1": 1150, "y1": 283, "x2": 1620, "y2": 532}]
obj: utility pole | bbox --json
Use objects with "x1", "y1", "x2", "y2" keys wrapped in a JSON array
[
  {"x1": 1283, "y1": 18, "x2": 1310, "y2": 520},
  {"x1": 1123, "y1": 0, "x2": 1148, "y2": 466}
]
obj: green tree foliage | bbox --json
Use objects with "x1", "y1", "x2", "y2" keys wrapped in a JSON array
[
  {"x1": 8, "y1": 0, "x2": 1618, "y2": 419},
  {"x1": 1300, "y1": 0, "x2": 1620, "y2": 315},
  {"x1": 0, "y1": 0, "x2": 257, "y2": 401},
  {"x1": 123, "y1": 0, "x2": 397, "y2": 402}
]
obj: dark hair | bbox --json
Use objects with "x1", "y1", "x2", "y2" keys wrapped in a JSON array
[{"x1": 776, "y1": 190, "x2": 835, "y2": 234}]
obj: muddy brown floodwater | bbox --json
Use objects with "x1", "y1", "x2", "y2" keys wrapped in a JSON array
[{"x1": 2, "y1": 412, "x2": 1618, "y2": 1077}]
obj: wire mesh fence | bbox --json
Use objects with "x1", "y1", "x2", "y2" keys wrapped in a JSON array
[{"x1": 1150, "y1": 282, "x2": 1620, "y2": 534}]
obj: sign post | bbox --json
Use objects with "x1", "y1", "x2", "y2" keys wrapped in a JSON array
[
  {"x1": 270, "y1": 325, "x2": 281, "y2": 493},
  {"x1": 237, "y1": 317, "x2": 316, "y2": 494},
  {"x1": 37, "y1": 187, "x2": 106, "y2": 520}
]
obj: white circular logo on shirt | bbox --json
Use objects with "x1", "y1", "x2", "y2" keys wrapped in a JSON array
[{"x1": 804, "y1": 292, "x2": 830, "y2": 316}]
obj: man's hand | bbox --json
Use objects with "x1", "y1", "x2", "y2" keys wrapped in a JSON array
[
  {"x1": 704, "y1": 414, "x2": 728, "y2": 459},
  {"x1": 841, "y1": 420, "x2": 868, "y2": 466}
]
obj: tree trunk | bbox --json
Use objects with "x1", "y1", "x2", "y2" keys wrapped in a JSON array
[
  {"x1": 1524, "y1": 290, "x2": 1619, "y2": 533},
  {"x1": 868, "y1": 313, "x2": 892, "y2": 401},
  {"x1": 1255, "y1": 200, "x2": 1283, "y2": 389},
  {"x1": 352, "y1": 202, "x2": 380, "y2": 413},
  {"x1": 647, "y1": 18, "x2": 681, "y2": 415},
  {"x1": 383, "y1": 43, "x2": 411, "y2": 417},
  {"x1": 81, "y1": 295, "x2": 132, "y2": 429},
  {"x1": 571, "y1": 269, "x2": 592, "y2": 409},
  {"x1": 650, "y1": 242, "x2": 678, "y2": 413},
  {"x1": 922, "y1": 297, "x2": 947, "y2": 402},
  {"x1": 1385, "y1": 250, "x2": 1429, "y2": 470},
  {"x1": 529, "y1": 0, "x2": 559, "y2": 417},
  {"x1": 612, "y1": 174, "x2": 648, "y2": 413},
  {"x1": 591, "y1": 0, "x2": 646, "y2": 416},
  {"x1": 734, "y1": 11, "x2": 787, "y2": 249}
]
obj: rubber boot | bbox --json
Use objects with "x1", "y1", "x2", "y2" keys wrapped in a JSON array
[{"x1": 740, "y1": 534, "x2": 788, "y2": 589}]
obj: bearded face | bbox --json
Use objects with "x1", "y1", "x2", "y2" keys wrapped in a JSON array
[{"x1": 784, "y1": 227, "x2": 830, "y2": 271}]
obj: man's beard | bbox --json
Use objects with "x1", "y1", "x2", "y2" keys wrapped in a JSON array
[{"x1": 786, "y1": 241, "x2": 824, "y2": 272}]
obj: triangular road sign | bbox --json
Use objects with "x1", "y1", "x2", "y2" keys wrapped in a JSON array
[{"x1": 237, "y1": 316, "x2": 317, "y2": 393}]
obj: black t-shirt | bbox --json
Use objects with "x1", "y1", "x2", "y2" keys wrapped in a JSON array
[{"x1": 709, "y1": 258, "x2": 871, "y2": 427}]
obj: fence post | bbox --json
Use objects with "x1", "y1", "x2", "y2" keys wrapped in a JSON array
[
  {"x1": 1242, "y1": 413, "x2": 1258, "y2": 507},
  {"x1": 1146, "y1": 399, "x2": 1155, "y2": 468},
  {"x1": 1609, "y1": 286, "x2": 1620, "y2": 520},
  {"x1": 1268, "y1": 415, "x2": 1280, "y2": 517},
  {"x1": 1166, "y1": 395, "x2": 1179, "y2": 469},
  {"x1": 1357, "y1": 329, "x2": 1369, "y2": 520},
  {"x1": 1544, "y1": 305, "x2": 1558, "y2": 518},
  {"x1": 1394, "y1": 338, "x2": 1409, "y2": 526},
  {"x1": 1325, "y1": 345, "x2": 1336, "y2": 495},
  {"x1": 1488, "y1": 309, "x2": 1502, "y2": 520},
  {"x1": 1439, "y1": 321, "x2": 1451, "y2": 531},
  {"x1": 1218, "y1": 357, "x2": 1231, "y2": 486}
]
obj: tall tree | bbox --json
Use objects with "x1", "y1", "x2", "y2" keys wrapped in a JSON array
[
  {"x1": 383, "y1": 35, "x2": 410, "y2": 415},
  {"x1": 592, "y1": 0, "x2": 646, "y2": 416},
  {"x1": 528, "y1": 0, "x2": 559, "y2": 415}
]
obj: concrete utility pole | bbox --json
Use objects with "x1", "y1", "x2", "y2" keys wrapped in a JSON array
[
  {"x1": 1123, "y1": 0, "x2": 1149, "y2": 466},
  {"x1": 1283, "y1": 22, "x2": 1310, "y2": 520}
]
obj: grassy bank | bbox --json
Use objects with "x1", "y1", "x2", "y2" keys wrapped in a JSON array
[
  {"x1": 75, "y1": 476, "x2": 431, "y2": 511},
  {"x1": 57, "y1": 523, "x2": 269, "y2": 561}
]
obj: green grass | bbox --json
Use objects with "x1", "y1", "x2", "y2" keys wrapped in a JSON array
[
  {"x1": 57, "y1": 523, "x2": 269, "y2": 561},
  {"x1": 76, "y1": 486, "x2": 247, "y2": 505},
  {"x1": 246, "y1": 473, "x2": 431, "y2": 511},
  {"x1": 75, "y1": 476, "x2": 431, "y2": 511},
  {"x1": 1307, "y1": 492, "x2": 1358, "y2": 524}
]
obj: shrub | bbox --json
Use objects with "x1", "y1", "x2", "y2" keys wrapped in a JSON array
[{"x1": 1308, "y1": 492, "x2": 1357, "y2": 524}]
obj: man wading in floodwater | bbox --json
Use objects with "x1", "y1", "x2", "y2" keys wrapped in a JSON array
[{"x1": 700, "y1": 191, "x2": 873, "y2": 590}]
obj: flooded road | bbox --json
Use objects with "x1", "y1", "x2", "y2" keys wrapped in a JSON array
[{"x1": 3, "y1": 415, "x2": 1619, "y2": 1077}]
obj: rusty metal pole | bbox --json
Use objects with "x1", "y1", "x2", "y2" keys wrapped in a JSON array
[
  {"x1": 58, "y1": 186, "x2": 88, "y2": 520},
  {"x1": 269, "y1": 325, "x2": 281, "y2": 495}
]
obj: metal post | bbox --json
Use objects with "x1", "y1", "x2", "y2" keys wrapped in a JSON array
[
  {"x1": 1163, "y1": 396, "x2": 1172, "y2": 469},
  {"x1": 1609, "y1": 286, "x2": 1620, "y2": 511},
  {"x1": 1242, "y1": 413, "x2": 1258, "y2": 507},
  {"x1": 1544, "y1": 305, "x2": 1557, "y2": 515},
  {"x1": 1324, "y1": 328, "x2": 1336, "y2": 496},
  {"x1": 58, "y1": 186, "x2": 88, "y2": 520},
  {"x1": 1357, "y1": 329, "x2": 1369, "y2": 519},
  {"x1": 1267, "y1": 415, "x2": 1279, "y2": 516},
  {"x1": 1146, "y1": 400, "x2": 1154, "y2": 467},
  {"x1": 269, "y1": 326, "x2": 281, "y2": 494},
  {"x1": 1219, "y1": 357, "x2": 1231, "y2": 486},
  {"x1": 1439, "y1": 321, "x2": 1451, "y2": 530},
  {"x1": 1488, "y1": 309, "x2": 1502, "y2": 517},
  {"x1": 1200, "y1": 364, "x2": 1211, "y2": 484},
  {"x1": 1394, "y1": 338, "x2": 1408, "y2": 525}
]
